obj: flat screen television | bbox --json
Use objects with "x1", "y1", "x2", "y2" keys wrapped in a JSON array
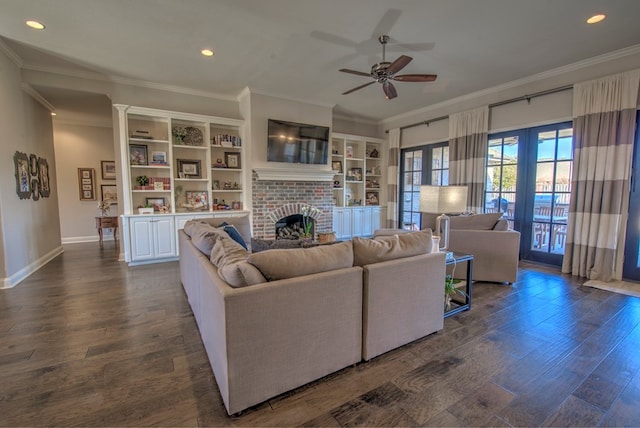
[{"x1": 267, "y1": 119, "x2": 329, "y2": 165}]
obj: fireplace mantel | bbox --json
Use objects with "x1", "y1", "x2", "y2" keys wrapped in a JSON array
[{"x1": 253, "y1": 167, "x2": 335, "y2": 182}]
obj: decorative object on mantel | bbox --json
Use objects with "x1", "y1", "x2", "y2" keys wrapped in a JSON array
[{"x1": 13, "y1": 151, "x2": 30, "y2": 199}]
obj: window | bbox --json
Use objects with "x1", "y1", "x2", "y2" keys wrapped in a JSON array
[
  {"x1": 485, "y1": 136, "x2": 518, "y2": 228},
  {"x1": 400, "y1": 143, "x2": 449, "y2": 230}
]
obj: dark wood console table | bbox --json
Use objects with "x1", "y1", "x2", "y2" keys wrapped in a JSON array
[{"x1": 95, "y1": 216, "x2": 119, "y2": 245}]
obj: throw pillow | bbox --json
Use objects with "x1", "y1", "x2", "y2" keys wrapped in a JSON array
[
  {"x1": 183, "y1": 221, "x2": 228, "y2": 256},
  {"x1": 222, "y1": 224, "x2": 248, "y2": 250},
  {"x1": 247, "y1": 240, "x2": 354, "y2": 281},
  {"x1": 493, "y1": 219, "x2": 509, "y2": 231},
  {"x1": 210, "y1": 236, "x2": 266, "y2": 287},
  {"x1": 353, "y1": 229, "x2": 433, "y2": 266}
]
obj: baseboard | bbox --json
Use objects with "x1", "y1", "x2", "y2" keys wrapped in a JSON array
[
  {"x1": 1, "y1": 245, "x2": 64, "y2": 289},
  {"x1": 62, "y1": 235, "x2": 115, "y2": 244}
]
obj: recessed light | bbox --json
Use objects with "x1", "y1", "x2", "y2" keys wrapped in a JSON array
[
  {"x1": 201, "y1": 49, "x2": 215, "y2": 57},
  {"x1": 26, "y1": 20, "x2": 45, "y2": 30},
  {"x1": 51, "y1": 112, "x2": 56, "y2": 116},
  {"x1": 587, "y1": 14, "x2": 606, "y2": 24}
]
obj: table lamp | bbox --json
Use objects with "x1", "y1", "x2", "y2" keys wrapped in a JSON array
[{"x1": 419, "y1": 185, "x2": 468, "y2": 251}]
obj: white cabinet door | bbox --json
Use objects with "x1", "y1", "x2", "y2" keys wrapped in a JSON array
[
  {"x1": 129, "y1": 216, "x2": 176, "y2": 262},
  {"x1": 370, "y1": 206, "x2": 382, "y2": 233},
  {"x1": 351, "y1": 207, "x2": 368, "y2": 237},
  {"x1": 130, "y1": 217, "x2": 155, "y2": 261},
  {"x1": 154, "y1": 217, "x2": 176, "y2": 259},
  {"x1": 333, "y1": 208, "x2": 352, "y2": 240}
]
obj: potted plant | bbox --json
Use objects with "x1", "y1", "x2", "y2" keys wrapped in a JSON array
[{"x1": 445, "y1": 275, "x2": 468, "y2": 311}]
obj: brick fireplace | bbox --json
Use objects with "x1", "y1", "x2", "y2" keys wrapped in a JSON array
[{"x1": 251, "y1": 171, "x2": 333, "y2": 239}]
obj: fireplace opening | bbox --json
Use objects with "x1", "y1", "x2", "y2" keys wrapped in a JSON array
[{"x1": 275, "y1": 214, "x2": 315, "y2": 240}]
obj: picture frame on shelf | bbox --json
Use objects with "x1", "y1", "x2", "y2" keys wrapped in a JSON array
[
  {"x1": 185, "y1": 191, "x2": 208, "y2": 210},
  {"x1": 129, "y1": 144, "x2": 148, "y2": 165},
  {"x1": 231, "y1": 201, "x2": 242, "y2": 210},
  {"x1": 151, "y1": 151, "x2": 167, "y2": 165},
  {"x1": 101, "y1": 184, "x2": 118, "y2": 205},
  {"x1": 77, "y1": 168, "x2": 96, "y2": 201},
  {"x1": 224, "y1": 152, "x2": 241, "y2": 169},
  {"x1": 177, "y1": 159, "x2": 201, "y2": 178},
  {"x1": 101, "y1": 160, "x2": 116, "y2": 179},
  {"x1": 348, "y1": 167, "x2": 362, "y2": 181},
  {"x1": 212, "y1": 180, "x2": 220, "y2": 190},
  {"x1": 13, "y1": 151, "x2": 30, "y2": 199},
  {"x1": 332, "y1": 161, "x2": 343, "y2": 173},
  {"x1": 145, "y1": 197, "x2": 165, "y2": 212},
  {"x1": 346, "y1": 146, "x2": 354, "y2": 158}
]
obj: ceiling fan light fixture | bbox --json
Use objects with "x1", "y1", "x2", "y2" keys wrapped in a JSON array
[
  {"x1": 25, "y1": 20, "x2": 45, "y2": 30},
  {"x1": 587, "y1": 14, "x2": 606, "y2": 24},
  {"x1": 201, "y1": 49, "x2": 215, "y2": 57}
]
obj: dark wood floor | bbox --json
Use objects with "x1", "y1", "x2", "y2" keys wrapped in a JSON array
[{"x1": 1, "y1": 243, "x2": 640, "y2": 427}]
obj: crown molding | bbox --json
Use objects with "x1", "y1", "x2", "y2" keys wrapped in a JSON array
[
  {"x1": 253, "y1": 167, "x2": 335, "y2": 182},
  {"x1": 243, "y1": 87, "x2": 336, "y2": 109},
  {"x1": 22, "y1": 64, "x2": 237, "y2": 101},
  {"x1": 21, "y1": 83, "x2": 55, "y2": 111},
  {"x1": 0, "y1": 38, "x2": 23, "y2": 68},
  {"x1": 382, "y1": 43, "x2": 640, "y2": 126}
]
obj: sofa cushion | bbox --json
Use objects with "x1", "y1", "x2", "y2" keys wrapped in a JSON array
[
  {"x1": 183, "y1": 221, "x2": 228, "y2": 256},
  {"x1": 353, "y1": 229, "x2": 433, "y2": 266},
  {"x1": 493, "y1": 218, "x2": 509, "y2": 231},
  {"x1": 449, "y1": 213, "x2": 503, "y2": 230},
  {"x1": 247, "y1": 240, "x2": 353, "y2": 281},
  {"x1": 210, "y1": 236, "x2": 266, "y2": 287}
]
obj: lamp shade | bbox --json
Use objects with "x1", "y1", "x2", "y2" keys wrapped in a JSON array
[{"x1": 419, "y1": 185, "x2": 468, "y2": 214}]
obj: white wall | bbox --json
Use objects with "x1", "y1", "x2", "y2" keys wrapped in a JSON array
[
  {"x1": 53, "y1": 123, "x2": 116, "y2": 242},
  {"x1": 0, "y1": 48, "x2": 62, "y2": 287},
  {"x1": 332, "y1": 115, "x2": 381, "y2": 138}
]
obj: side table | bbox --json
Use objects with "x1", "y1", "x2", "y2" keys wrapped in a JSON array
[
  {"x1": 444, "y1": 252, "x2": 474, "y2": 318},
  {"x1": 95, "y1": 216, "x2": 119, "y2": 245}
]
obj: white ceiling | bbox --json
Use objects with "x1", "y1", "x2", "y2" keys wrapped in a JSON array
[{"x1": 2, "y1": 0, "x2": 640, "y2": 123}]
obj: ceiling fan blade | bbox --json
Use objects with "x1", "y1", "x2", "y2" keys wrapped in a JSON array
[
  {"x1": 382, "y1": 81, "x2": 397, "y2": 99},
  {"x1": 339, "y1": 68, "x2": 371, "y2": 77},
  {"x1": 342, "y1": 81, "x2": 376, "y2": 95},
  {"x1": 393, "y1": 74, "x2": 438, "y2": 82},
  {"x1": 386, "y1": 55, "x2": 412, "y2": 75}
]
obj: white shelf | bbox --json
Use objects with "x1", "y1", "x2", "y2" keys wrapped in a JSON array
[
  {"x1": 129, "y1": 138, "x2": 169, "y2": 144},
  {"x1": 132, "y1": 189, "x2": 171, "y2": 193},
  {"x1": 212, "y1": 189, "x2": 243, "y2": 193},
  {"x1": 173, "y1": 145, "x2": 208, "y2": 150},
  {"x1": 130, "y1": 164, "x2": 171, "y2": 169},
  {"x1": 212, "y1": 168, "x2": 242, "y2": 171},
  {"x1": 211, "y1": 145, "x2": 241, "y2": 150},
  {"x1": 345, "y1": 157, "x2": 364, "y2": 161},
  {"x1": 175, "y1": 178, "x2": 208, "y2": 182}
]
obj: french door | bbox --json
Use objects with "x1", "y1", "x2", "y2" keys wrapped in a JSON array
[
  {"x1": 486, "y1": 122, "x2": 573, "y2": 266},
  {"x1": 623, "y1": 111, "x2": 640, "y2": 281}
]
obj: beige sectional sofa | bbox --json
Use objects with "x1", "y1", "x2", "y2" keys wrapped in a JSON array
[{"x1": 178, "y1": 215, "x2": 445, "y2": 415}]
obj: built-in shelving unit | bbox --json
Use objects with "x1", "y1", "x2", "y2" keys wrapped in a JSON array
[{"x1": 114, "y1": 105, "x2": 247, "y2": 265}]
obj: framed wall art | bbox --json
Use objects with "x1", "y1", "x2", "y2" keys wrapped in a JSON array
[
  {"x1": 78, "y1": 168, "x2": 96, "y2": 201},
  {"x1": 13, "y1": 151, "x2": 30, "y2": 199},
  {"x1": 177, "y1": 159, "x2": 201, "y2": 178},
  {"x1": 101, "y1": 184, "x2": 118, "y2": 204},
  {"x1": 185, "y1": 191, "x2": 208, "y2": 210},
  {"x1": 38, "y1": 157, "x2": 51, "y2": 198},
  {"x1": 101, "y1": 160, "x2": 116, "y2": 180}
]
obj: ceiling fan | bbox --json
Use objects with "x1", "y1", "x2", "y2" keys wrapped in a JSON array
[{"x1": 339, "y1": 34, "x2": 437, "y2": 99}]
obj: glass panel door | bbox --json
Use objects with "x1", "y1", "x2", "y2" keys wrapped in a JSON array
[
  {"x1": 485, "y1": 135, "x2": 519, "y2": 229},
  {"x1": 623, "y1": 111, "x2": 640, "y2": 281},
  {"x1": 523, "y1": 124, "x2": 573, "y2": 264}
]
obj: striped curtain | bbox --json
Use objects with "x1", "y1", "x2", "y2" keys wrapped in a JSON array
[
  {"x1": 449, "y1": 106, "x2": 489, "y2": 213},
  {"x1": 562, "y1": 70, "x2": 640, "y2": 281},
  {"x1": 386, "y1": 128, "x2": 400, "y2": 227}
]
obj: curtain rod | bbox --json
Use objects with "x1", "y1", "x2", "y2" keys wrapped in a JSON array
[{"x1": 385, "y1": 84, "x2": 574, "y2": 133}]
